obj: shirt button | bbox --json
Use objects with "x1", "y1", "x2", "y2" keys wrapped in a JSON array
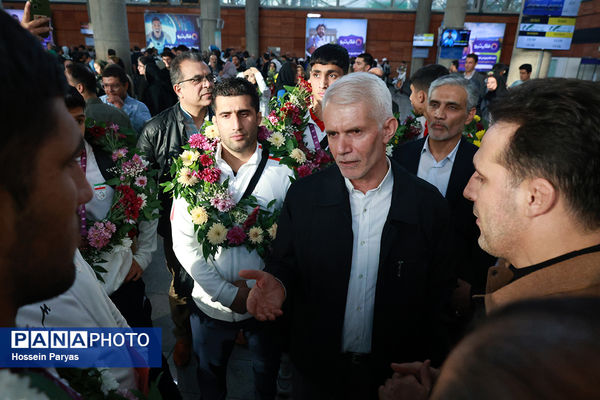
[
  {"x1": 360, "y1": 241, "x2": 365, "y2": 246},
  {"x1": 357, "y1": 306, "x2": 361, "y2": 311},
  {"x1": 363, "y1": 208, "x2": 367, "y2": 213},
  {"x1": 359, "y1": 274, "x2": 364, "y2": 279}
]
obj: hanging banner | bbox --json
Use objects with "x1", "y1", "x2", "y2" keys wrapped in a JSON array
[
  {"x1": 460, "y1": 22, "x2": 507, "y2": 72},
  {"x1": 305, "y1": 18, "x2": 368, "y2": 58},
  {"x1": 144, "y1": 13, "x2": 201, "y2": 53}
]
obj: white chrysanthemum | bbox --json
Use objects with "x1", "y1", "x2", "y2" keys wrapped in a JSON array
[
  {"x1": 0, "y1": 369, "x2": 50, "y2": 400},
  {"x1": 290, "y1": 148, "x2": 306, "y2": 164},
  {"x1": 99, "y1": 368, "x2": 120, "y2": 395},
  {"x1": 180, "y1": 150, "x2": 200, "y2": 166},
  {"x1": 267, "y1": 132, "x2": 285, "y2": 149},
  {"x1": 267, "y1": 223, "x2": 278, "y2": 240},
  {"x1": 190, "y1": 206, "x2": 209, "y2": 225},
  {"x1": 207, "y1": 223, "x2": 228, "y2": 245},
  {"x1": 248, "y1": 226, "x2": 264, "y2": 244},
  {"x1": 204, "y1": 124, "x2": 220, "y2": 139},
  {"x1": 177, "y1": 167, "x2": 199, "y2": 186},
  {"x1": 231, "y1": 209, "x2": 249, "y2": 225}
]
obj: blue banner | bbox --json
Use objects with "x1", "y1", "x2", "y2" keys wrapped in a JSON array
[{"x1": 0, "y1": 328, "x2": 162, "y2": 368}]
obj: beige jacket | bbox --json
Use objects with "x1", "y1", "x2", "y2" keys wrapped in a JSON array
[{"x1": 484, "y1": 251, "x2": 600, "y2": 313}]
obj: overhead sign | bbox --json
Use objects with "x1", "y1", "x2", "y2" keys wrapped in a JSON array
[
  {"x1": 523, "y1": 0, "x2": 581, "y2": 17},
  {"x1": 305, "y1": 18, "x2": 367, "y2": 57},
  {"x1": 516, "y1": 16, "x2": 576, "y2": 50},
  {"x1": 460, "y1": 23, "x2": 506, "y2": 71},
  {"x1": 413, "y1": 33, "x2": 434, "y2": 47},
  {"x1": 144, "y1": 13, "x2": 201, "y2": 53}
]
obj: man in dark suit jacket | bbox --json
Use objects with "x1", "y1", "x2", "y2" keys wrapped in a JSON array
[
  {"x1": 240, "y1": 73, "x2": 457, "y2": 399},
  {"x1": 393, "y1": 74, "x2": 496, "y2": 295}
]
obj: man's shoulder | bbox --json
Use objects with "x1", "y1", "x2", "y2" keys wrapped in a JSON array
[
  {"x1": 141, "y1": 104, "x2": 180, "y2": 133},
  {"x1": 393, "y1": 137, "x2": 425, "y2": 163}
]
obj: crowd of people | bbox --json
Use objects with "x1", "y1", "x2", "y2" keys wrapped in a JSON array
[{"x1": 3, "y1": 2, "x2": 600, "y2": 399}]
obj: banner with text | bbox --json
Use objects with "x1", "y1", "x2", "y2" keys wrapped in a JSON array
[
  {"x1": 305, "y1": 18, "x2": 368, "y2": 57},
  {"x1": 461, "y1": 22, "x2": 506, "y2": 72},
  {"x1": 0, "y1": 328, "x2": 162, "y2": 368},
  {"x1": 145, "y1": 13, "x2": 201, "y2": 54}
]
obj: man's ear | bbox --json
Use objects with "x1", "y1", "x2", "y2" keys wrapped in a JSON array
[
  {"x1": 465, "y1": 107, "x2": 476, "y2": 125},
  {"x1": 75, "y1": 83, "x2": 85, "y2": 95},
  {"x1": 382, "y1": 116, "x2": 399, "y2": 145},
  {"x1": 173, "y1": 83, "x2": 182, "y2": 99},
  {"x1": 417, "y1": 90, "x2": 426, "y2": 105},
  {"x1": 523, "y1": 178, "x2": 557, "y2": 218}
]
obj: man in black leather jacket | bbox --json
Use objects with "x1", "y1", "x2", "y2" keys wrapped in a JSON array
[{"x1": 137, "y1": 51, "x2": 215, "y2": 366}]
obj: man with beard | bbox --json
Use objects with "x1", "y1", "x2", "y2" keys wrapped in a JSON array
[
  {"x1": 394, "y1": 74, "x2": 496, "y2": 303},
  {"x1": 138, "y1": 51, "x2": 215, "y2": 367}
]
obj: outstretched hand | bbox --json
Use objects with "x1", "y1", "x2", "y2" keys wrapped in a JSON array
[{"x1": 239, "y1": 269, "x2": 285, "y2": 321}]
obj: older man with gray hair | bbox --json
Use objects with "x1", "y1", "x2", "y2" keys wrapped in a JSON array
[
  {"x1": 240, "y1": 72, "x2": 458, "y2": 400},
  {"x1": 394, "y1": 75, "x2": 496, "y2": 301}
]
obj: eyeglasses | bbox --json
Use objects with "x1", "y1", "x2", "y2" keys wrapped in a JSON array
[
  {"x1": 102, "y1": 83, "x2": 123, "y2": 90},
  {"x1": 176, "y1": 73, "x2": 216, "y2": 86}
]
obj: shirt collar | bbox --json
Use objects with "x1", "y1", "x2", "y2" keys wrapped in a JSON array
[
  {"x1": 215, "y1": 142, "x2": 261, "y2": 169},
  {"x1": 344, "y1": 157, "x2": 393, "y2": 195},
  {"x1": 180, "y1": 104, "x2": 210, "y2": 122},
  {"x1": 421, "y1": 137, "x2": 461, "y2": 163}
]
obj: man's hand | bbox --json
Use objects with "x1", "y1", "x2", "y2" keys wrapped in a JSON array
[
  {"x1": 21, "y1": 1, "x2": 51, "y2": 40},
  {"x1": 106, "y1": 94, "x2": 125, "y2": 109},
  {"x1": 125, "y1": 259, "x2": 143, "y2": 282},
  {"x1": 238, "y1": 270, "x2": 285, "y2": 321},
  {"x1": 378, "y1": 360, "x2": 439, "y2": 399},
  {"x1": 378, "y1": 374, "x2": 431, "y2": 400},
  {"x1": 390, "y1": 360, "x2": 440, "y2": 382}
]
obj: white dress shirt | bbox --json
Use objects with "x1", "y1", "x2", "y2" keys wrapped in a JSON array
[
  {"x1": 417, "y1": 138, "x2": 460, "y2": 198},
  {"x1": 83, "y1": 140, "x2": 158, "y2": 296},
  {"x1": 171, "y1": 143, "x2": 293, "y2": 322},
  {"x1": 342, "y1": 159, "x2": 393, "y2": 353}
]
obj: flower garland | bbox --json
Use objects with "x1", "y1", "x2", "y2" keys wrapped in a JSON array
[
  {"x1": 163, "y1": 122, "x2": 280, "y2": 260},
  {"x1": 386, "y1": 112, "x2": 424, "y2": 155},
  {"x1": 262, "y1": 77, "x2": 333, "y2": 178},
  {"x1": 463, "y1": 114, "x2": 488, "y2": 147},
  {"x1": 80, "y1": 120, "x2": 161, "y2": 280}
]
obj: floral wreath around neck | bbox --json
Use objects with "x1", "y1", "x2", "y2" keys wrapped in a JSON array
[
  {"x1": 164, "y1": 121, "x2": 280, "y2": 261},
  {"x1": 262, "y1": 77, "x2": 333, "y2": 179},
  {"x1": 80, "y1": 119, "x2": 161, "y2": 281}
]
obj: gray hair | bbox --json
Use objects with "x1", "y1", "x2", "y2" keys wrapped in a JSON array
[
  {"x1": 428, "y1": 74, "x2": 478, "y2": 112},
  {"x1": 169, "y1": 51, "x2": 206, "y2": 86},
  {"x1": 322, "y1": 72, "x2": 393, "y2": 128}
]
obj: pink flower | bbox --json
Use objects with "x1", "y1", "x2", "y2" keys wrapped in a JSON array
[
  {"x1": 200, "y1": 154, "x2": 213, "y2": 167},
  {"x1": 112, "y1": 148, "x2": 128, "y2": 162},
  {"x1": 108, "y1": 123, "x2": 120, "y2": 132},
  {"x1": 198, "y1": 168, "x2": 221, "y2": 183},
  {"x1": 135, "y1": 176, "x2": 147, "y2": 188},
  {"x1": 258, "y1": 126, "x2": 271, "y2": 141},
  {"x1": 267, "y1": 112, "x2": 278, "y2": 125},
  {"x1": 189, "y1": 133, "x2": 216, "y2": 151},
  {"x1": 210, "y1": 197, "x2": 235, "y2": 212},
  {"x1": 87, "y1": 221, "x2": 116, "y2": 249},
  {"x1": 297, "y1": 164, "x2": 313, "y2": 178},
  {"x1": 226, "y1": 226, "x2": 246, "y2": 245}
]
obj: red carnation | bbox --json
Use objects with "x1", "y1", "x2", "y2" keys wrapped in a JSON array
[{"x1": 243, "y1": 207, "x2": 260, "y2": 230}]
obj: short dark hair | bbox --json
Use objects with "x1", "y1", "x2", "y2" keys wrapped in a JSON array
[
  {"x1": 65, "y1": 86, "x2": 86, "y2": 110},
  {"x1": 152, "y1": 16, "x2": 160, "y2": 23},
  {"x1": 161, "y1": 50, "x2": 175, "y2": 59},
  {"x1": 176, "y1": 44, "x2": 190, "y2": 52},
  {"x1": 107, "y1": 48, "x2": 116, "y2": 56},
  {"x1": 170, "y1": 51, "x2": 206, "y2": 85},
  {"x1": 102, "y1": 64, "x2": 128, "y2": 85},
  {"x1": 316, "y1": 23, "x2": 326, "y2": 30},
  {"x1": 310, "y1": 44, "x2": 349, "y2": 74},
  {"x1": 490, "y1": 78, "x2": 600, "y2": 230},
  {"x1": 519, "y1": 63, "x2": 532, "y2": 73},
  {"x1": 66, "y1": 63, "x2": 96, "y2": 93},
  {"x1": 409, "y1": 64, "x2": 449, "y2": 92},
  {"x1": 451, "y1": 60, "x2": 459, "y2": 69},
  {"x1": 138, "y1": 56, "x2": 154, "y2": 66},
  {"x1": 213, "y1": 77, "x2": 259, "y2": 113},
  {"x1": 466, "y1": 53, "x2": 478, "y2": 63},
  {"x1": 0, "y1": 12, "x2": 68, "y2": 209},
  {"x1": 356, "y1": 53, "x2": 374, "y2": 68}
]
